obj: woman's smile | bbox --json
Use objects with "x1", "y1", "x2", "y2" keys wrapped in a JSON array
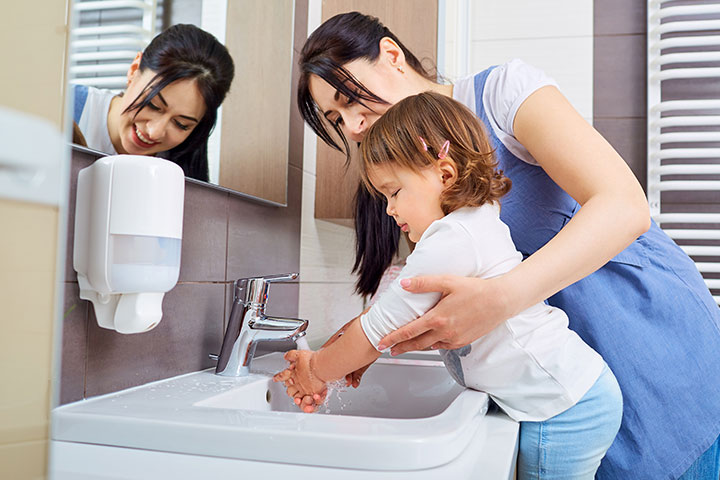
[{"x1": 131, "y1": 125, "x2": 158, "y2": 148}]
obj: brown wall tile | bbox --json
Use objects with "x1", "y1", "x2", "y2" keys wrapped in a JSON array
[
  {"x1": 225, "y1": 164, "x2": 302, "y2": 282},
  {"x1": 59, "y1": 283, "x2": 88, "y2": 405},
  {"x1": 594, "y1": 0, "x2": 646, "y2": 36},
  {"x1": 178, "y1": 182, "x2": 228, "y2": 282},
  {"x1": 593, "y1": 117, "x2": 648, "y2": 190},
  {"x1": 593, "y1": 34, "x2": 647, "y2": 119},
  {"x1": 84, "y1": 283, "x2": 225, "y2": 398}
]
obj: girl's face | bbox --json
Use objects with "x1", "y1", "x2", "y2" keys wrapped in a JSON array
[
  {"x1": 308, "y1": 57, "x2": 409, "y2": 142},
  {"x1": 368, "y1": 162, "x2": 446, "y2": 243},
  {"x1": 113, "y1": 65, "x2": 207, "y2": 156}
]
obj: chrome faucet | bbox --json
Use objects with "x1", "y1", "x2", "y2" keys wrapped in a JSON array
[{"x1": 214, "y1": 273, "x2": 308, "y2": 376}]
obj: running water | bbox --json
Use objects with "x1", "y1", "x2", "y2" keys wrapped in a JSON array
[
  {"x1": 295, "y1": 336, "x2": 310, "y2": 351},
  {"x1": 320, "y1": 379, "x2": 350, "y2": 414}
]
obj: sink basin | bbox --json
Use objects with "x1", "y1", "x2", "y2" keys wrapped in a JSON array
[
  {"x1": 52, "y1": 352, "x2": 492, "y2": 472},
  {"x1": 195, "y1": 355, "x2": 465, "y2": 419}
]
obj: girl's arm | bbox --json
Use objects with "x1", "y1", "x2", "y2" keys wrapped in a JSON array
[
  {"x1": 274, "y1": 317, "x2": 379, "y2": 412},
  {"x1": 312, "y1": 318, "x2": 381, "y2": 383},
  {"x1": 378, "y1": 86, "x2": 650, "y2": 354}
]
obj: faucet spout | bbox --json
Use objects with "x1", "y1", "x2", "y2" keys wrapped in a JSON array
[{"x1": 214, "y1": 274, "x2": 309, "y2": 377}]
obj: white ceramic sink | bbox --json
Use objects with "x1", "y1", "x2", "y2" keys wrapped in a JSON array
[
  {"x1": 52, "y1": 352, "x2": 493, "y2": 472},
  {"x1": 196, "y1": 354, "x2": 467, "y2": 419}
]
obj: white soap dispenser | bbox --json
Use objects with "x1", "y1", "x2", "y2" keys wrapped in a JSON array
[{"x1": 73, "y1": 155, "x2": 185, "y2": 334}]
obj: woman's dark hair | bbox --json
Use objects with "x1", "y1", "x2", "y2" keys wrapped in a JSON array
[
  {"x1": 352, "y1": 183, "x2": 401, "y2": 296},
  {"x1": 124, "y1": 24, "x2": 234, "y2": 181},
  {"x1": 298, "y1": 11, "x2": 434, "y2": 161}
]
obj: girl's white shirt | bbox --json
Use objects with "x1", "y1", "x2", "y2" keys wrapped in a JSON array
[
  {"x1": 77, "y1": 86, "x2": 118, "y2": 155},
  {"x1": 452, "y1": 59, "x2": 558, "y2": 166},
  {"x1": 361, "y1": 212, "x2": 604, "y2": 421}
]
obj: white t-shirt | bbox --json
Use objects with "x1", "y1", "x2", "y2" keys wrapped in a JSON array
[
  {"x1": 452, "y1": 59, "x2": 558, "y2": 166},
  {"x1": 360, "y1": 204, "x2": 605, "y2": 422},
  {"x1": 76, "y1": 86, "x2": 117, "y2": 155}
]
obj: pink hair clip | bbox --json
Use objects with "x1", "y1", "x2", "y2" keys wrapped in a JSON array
[
  {"x1": 438, "y1": 140, "x2": 450, "y2": 159},
  {"x1": 419, "y1": 137, "x2": 450, "y2": 159},
  {"x1": 418, "y1": 136, "x2": 429, "y2": 151}
]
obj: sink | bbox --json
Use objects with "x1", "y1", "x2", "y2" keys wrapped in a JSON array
[
  {"x1": 195, "y1": 354, "x2": 466, "y2": 419},
  {"x1": 52, "y1": 352, "x2": 497, "y2": 473}
]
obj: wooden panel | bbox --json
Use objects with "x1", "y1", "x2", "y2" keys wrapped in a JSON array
[
  {"x1": 315, "y1": 0, "x2": 438, "y2": 221},
  {"x1": 220, "y1": 0, "x2": 294, "y2": 205}
]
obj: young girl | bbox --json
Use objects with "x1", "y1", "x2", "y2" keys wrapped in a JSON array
[
  {"x1": 72, "y1": 24, "x2": 235, "y2": 181},
  {"x1": 275, "y1": 91, "x2": 623, "y2": 479}
]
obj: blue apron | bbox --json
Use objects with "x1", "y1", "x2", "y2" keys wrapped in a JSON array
[
  {"x1": 473, "y1": 68, "x2": 720, "y2": 479},
  {"x1": 72, "y1": 84, "x2": 89, "y2": 124}
]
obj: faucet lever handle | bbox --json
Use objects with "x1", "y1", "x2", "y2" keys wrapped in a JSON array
[
  {"x1": 262, "y1": 272, "x2": 298, "y2": 283},
  {"x1": 235, "y1": 273, "x2": 299, "y2": 306}
]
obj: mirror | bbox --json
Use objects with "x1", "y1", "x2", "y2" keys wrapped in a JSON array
[{"x1": 68, "y1": 0, "x2": 293, "y2": 205}]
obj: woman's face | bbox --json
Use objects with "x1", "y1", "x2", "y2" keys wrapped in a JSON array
[
  {"x1": 114, "y1": 67, "x2": 207, "y2": 156},
  {"x1": 309, "y1": 58, "x2": 409, "y2": 142}
]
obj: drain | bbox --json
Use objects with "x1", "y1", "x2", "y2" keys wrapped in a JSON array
[{"x1": 266, "y1": 390, "x2": 272, "y2": 403}]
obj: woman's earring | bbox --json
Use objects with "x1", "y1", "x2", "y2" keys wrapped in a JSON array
[{"x1": 397, "y1": 66, "x2": 405, "y2": 74}]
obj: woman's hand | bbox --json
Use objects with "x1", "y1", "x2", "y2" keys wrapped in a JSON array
[{"x1": 377, "y1": 274, "x2": 514, "y2": 355}]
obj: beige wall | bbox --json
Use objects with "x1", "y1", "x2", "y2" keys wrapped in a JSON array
[{"x1": 0, "y1": 1, "x2": 71, "y2": 479}]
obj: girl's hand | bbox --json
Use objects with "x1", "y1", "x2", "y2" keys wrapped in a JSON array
[
  {"x1": 280, "y1": 350, "x2": 327, "y2": 411},
  {"x1": 377, "y1": 275, "x2": 513, "y2": 355},
  {"x1": 345, "y1": 363, "x2": 371, "y2": 389}
]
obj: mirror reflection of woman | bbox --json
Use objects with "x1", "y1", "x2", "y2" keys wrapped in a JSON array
[
  {"x1": 296, "y1": 11, "x2": 720, "y2": 480},
  {"x1": 72, "y1": 23, "x2": 234, "y2": 181}
]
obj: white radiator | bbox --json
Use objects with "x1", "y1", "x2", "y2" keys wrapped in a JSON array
[
  {"x1": 647, "y1": 0, "x2": 720, "y2": 304},
  {"x1": 70, "y1": 0, "x2": 158, "y2": 91}
]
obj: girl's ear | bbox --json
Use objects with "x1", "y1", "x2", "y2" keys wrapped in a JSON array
[
  {"x1": 378, "y1": 37, "x2": 407, "y2": 71},
  {"x1": 126, "y1": 52, "x2": 143, "y2": 87},
  {"x1": 438, "y1": 159, "x2": 458, "y2": 186}
]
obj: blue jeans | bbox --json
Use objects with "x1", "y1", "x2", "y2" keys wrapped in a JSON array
[
  {"x1": 678, "y1": 432, "x2": 720, "y2": 480},
  {"x1": 517, "y1": 365, "x2": 623, "y2": 480}
]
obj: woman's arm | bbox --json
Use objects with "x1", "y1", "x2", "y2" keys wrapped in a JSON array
[
  {"x1": 506, "y1": 85, "x2": 650, "y2": 306},
  {"x1": 378, "y1": 86, "x2": 650, "y2": 354}
]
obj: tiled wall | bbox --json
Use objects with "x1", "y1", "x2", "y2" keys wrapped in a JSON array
[
  {"x1": 444, "y1": 0, "x2": 594, "y2": 122},
  {"x1": 593, "y1": 0, "x2": 648, "y2": 190},
  {"x1": 60, "y1": 0, "x2": 309, "y2": 405}
]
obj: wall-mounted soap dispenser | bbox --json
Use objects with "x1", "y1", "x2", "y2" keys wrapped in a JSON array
[{"x1": 74, "y1": 155, "x2": 185, "y2": 334}]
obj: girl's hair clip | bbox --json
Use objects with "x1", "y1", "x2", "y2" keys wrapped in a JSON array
[
  {"x1": 419, "y1": 137, "x2": 450, "y2": 159},
  {"x1": 438, "y1": 140, "x2": 450, "y2": 159},
  {"x1": 419, "y1": 136, "x2": 429, "y2": 151}
]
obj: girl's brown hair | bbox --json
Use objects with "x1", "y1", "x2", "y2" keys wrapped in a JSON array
[{"x1": 360, "y1": 91, "x2": 511, "y2": 214}]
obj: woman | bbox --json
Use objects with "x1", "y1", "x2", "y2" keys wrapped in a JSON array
[
  {"x1": 296, "y1": 11, "x2": 720, "y2": 480},
  {"x1": 72, "y1": 23, "x2": 234, "y2": 181}
]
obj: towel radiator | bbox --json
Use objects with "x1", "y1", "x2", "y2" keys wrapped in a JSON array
[
  {"x1": 647, "y1": 0, "x2": 720, "y2": 304},
  {"x1": 70, "y1": 0, "x2": 159, "y2": 91}
]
